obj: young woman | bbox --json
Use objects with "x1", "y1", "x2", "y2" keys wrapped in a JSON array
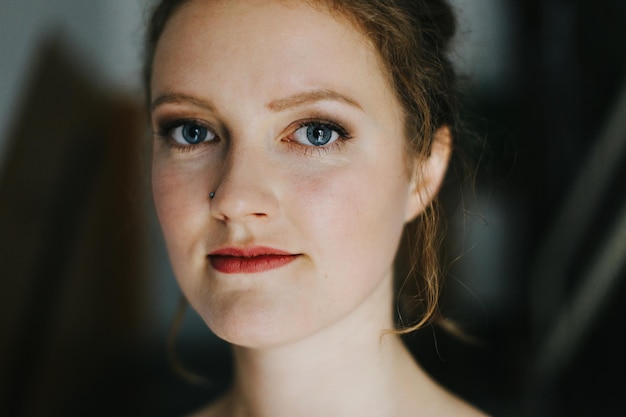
[{"x1": 145, "y1": 0, "x2": 488, "y2": 415}]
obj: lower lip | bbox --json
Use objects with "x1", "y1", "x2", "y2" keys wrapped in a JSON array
[{"x1": 209, "y1": 254, "x2": 298, "y2": 274}]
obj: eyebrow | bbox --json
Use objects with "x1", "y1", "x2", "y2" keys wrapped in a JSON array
[
  {"x1": 266, "y1": 89, "x2": 363, "y2": 112},
  {"x1": 151, "y1": 93, "x2": 216, "y2": 112},
  {"x1": 151, "y1": 89, "x2": 362, "y2": 113}
]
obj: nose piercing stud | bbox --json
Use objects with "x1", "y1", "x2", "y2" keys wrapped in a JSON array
[{"x1": 209, "y1": 192, "x2": 215, "y2": 199}]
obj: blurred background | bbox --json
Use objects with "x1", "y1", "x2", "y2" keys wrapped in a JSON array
[{"x1": 0, "y1": 0, "x2": 624, "y2": 416}]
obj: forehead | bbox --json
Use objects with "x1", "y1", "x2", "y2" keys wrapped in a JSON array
[
  {"x1": 162, "y1": 0, "x2": 360, "y2": 47},
  {"x1": 151, "y1": 0, "x2": 395, "y2": 106}
]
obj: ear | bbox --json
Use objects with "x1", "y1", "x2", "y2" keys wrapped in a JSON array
[{"x1": 405, "y1": 126, "x2": 452, "y2": 223}]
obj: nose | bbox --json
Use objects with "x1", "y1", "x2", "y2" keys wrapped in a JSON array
[{"x1": 210, "y1": 144, "x2": 279, "y2": 223}]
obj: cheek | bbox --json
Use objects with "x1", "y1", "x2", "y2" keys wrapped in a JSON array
[
  {"x1": 291, "y1": 159, "x2": 409, "y2": 276},
  {"x1": 152, "y1": 163, "x2": 189, "y2": 232},
  {"x1": 151, "y1": 160, "x2": 211, "y2": 268}
]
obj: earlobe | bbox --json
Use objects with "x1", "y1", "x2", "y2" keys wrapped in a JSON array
[{"x1": 405, "y1": 126, "x2": 452, "y2": 223}]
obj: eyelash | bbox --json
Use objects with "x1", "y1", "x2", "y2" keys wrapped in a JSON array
[
  {"x1": 153, "y1": 117, "x2": 353, "y2": 155},
  {"x1": 284, "y1": 118, "x2": 353, "y2": 155},
  {"x1": 154, "y1": 118, "x2": 215, "y2": 153}
]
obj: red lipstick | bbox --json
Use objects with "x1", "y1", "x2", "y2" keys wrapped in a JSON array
[{"x1": 208, "y1": 247, "x2": 298, "y2": 274}]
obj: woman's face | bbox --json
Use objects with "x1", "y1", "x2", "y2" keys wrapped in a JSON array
[{"x1": 151, "y1": 0, "x2": 427, "y2": 348}]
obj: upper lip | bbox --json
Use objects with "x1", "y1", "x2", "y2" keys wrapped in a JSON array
[{"x1": 208, "y1": 246, "x2": 295, "y2": 257}]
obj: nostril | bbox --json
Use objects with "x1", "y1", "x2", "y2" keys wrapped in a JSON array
[{"x1": 207, "y1": 171, "x2": 278, "y2": 220}]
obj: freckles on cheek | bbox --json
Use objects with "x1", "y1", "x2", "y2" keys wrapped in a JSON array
[
  {"x1": 152, "y1": 165, "x2": 200, "y2": 226},
  {"x1": 293, "y1": 171, "x2": 370, "y2": 234},
  {"x1": 152, "y1": 168, "x2": 179, "y2": 217}
]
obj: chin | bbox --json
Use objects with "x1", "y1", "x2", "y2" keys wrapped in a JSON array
[{"x1": 196, "y1": 291, "x2": 317, "y2": 349}]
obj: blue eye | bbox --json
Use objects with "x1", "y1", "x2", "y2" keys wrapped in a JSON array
[
  {"x1": 171, "y1": 122, "x2": 215, "y2": 145},
  {"x1": 293, "y1": 123, "x2": 340, "y2": 146}
]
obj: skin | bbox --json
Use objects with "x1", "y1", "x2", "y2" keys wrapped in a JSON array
[{"x1": 151, "y1": 0, "x2": 486, "y2": 415}]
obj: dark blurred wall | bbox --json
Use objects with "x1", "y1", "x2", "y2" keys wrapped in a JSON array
[
  {"x1": 431, "y1": 0, "x2": 626, "y2": 415},
  {"x1": 0, "y1": 38, "x2": 148, "y2": 416}
]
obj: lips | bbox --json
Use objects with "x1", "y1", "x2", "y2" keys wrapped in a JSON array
[{"x1": 208, "y1": 247, "x2": 299, "y2": 274}]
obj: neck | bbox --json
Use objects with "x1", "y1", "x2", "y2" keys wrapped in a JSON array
[{"x1": 218, "y1": 276, "x2": 436, "y2": 417}]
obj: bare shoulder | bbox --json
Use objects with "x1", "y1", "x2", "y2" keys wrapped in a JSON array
[
  {"x1": 443, "y1": 399, "x2": 490, "y2": 417},
  {"x1": 408, "y1": 375, "x2": 490, "y2": 417},
  {"x1": 431, "y1": 388, "x2": 491, "y2": 417}
]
